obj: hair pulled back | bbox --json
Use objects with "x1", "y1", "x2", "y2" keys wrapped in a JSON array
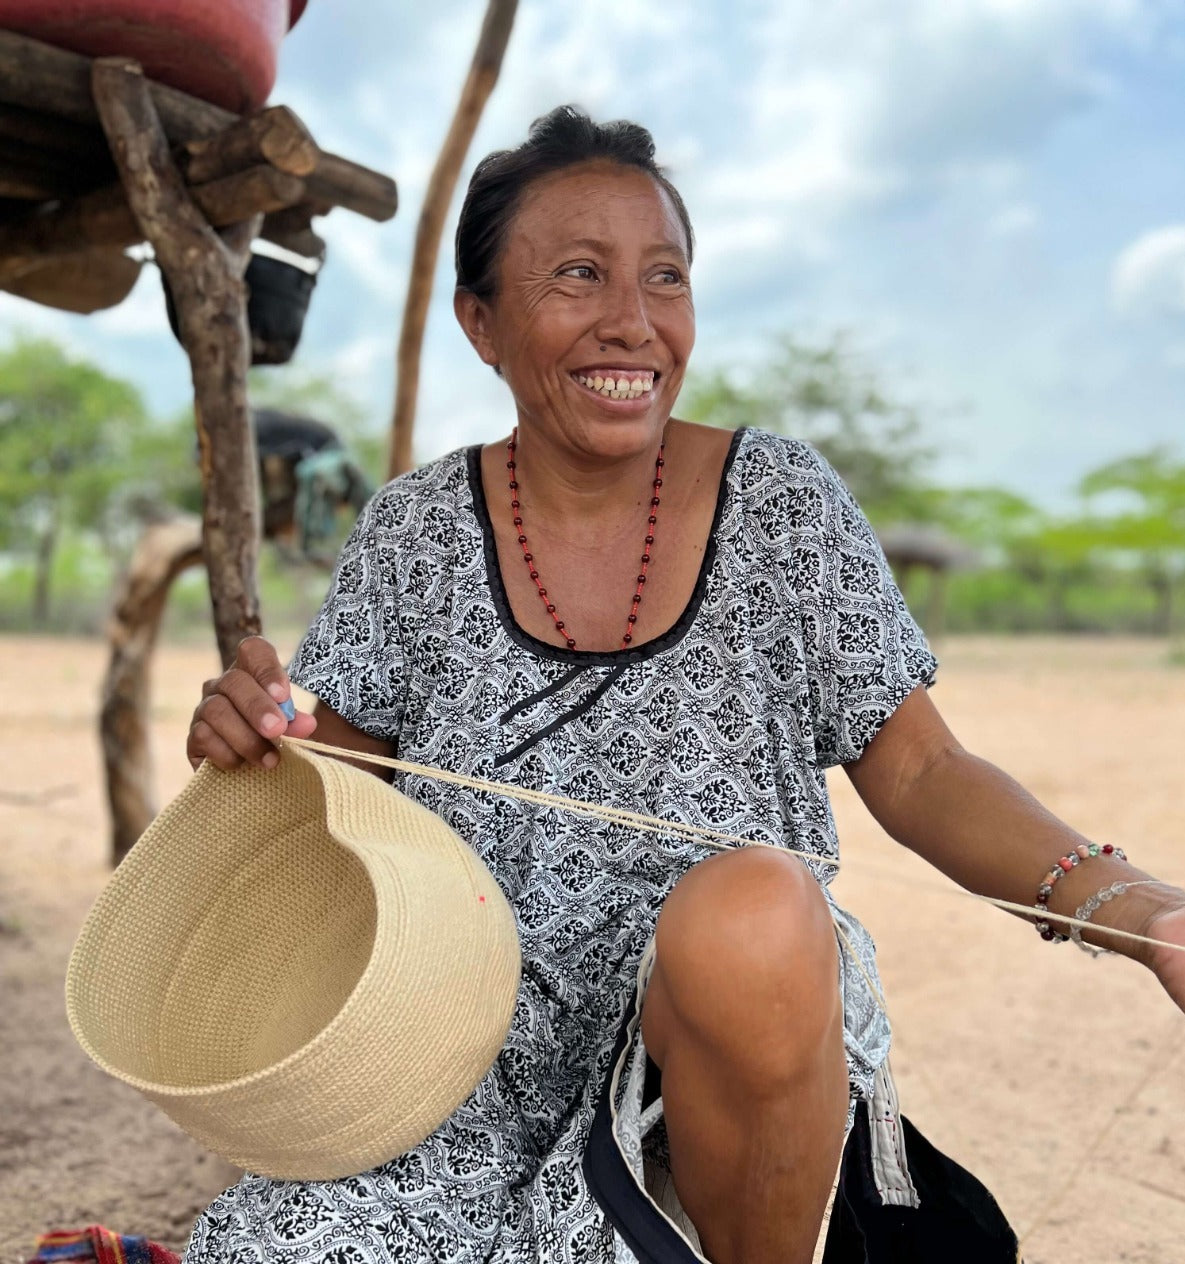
[{"x1": 454, "y1": 105, "x2": 694, "y2": 302}]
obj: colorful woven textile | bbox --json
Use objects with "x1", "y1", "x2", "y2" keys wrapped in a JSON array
[{"x1": 28, "y1": 1227, "x2": 179, "y2": 1264}]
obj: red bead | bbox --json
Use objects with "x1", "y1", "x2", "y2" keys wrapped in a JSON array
[
  {"x1": 517, "y1": 534, "x2": 527, "y2": 544},
  {"x1": 529, "y1": 570, "x2": 538, "y2": 579},
  {"x1": 654, "y1": 478, "x2": 663, "y2": 487},
  {"x1": 645, "y1": 535, "x2": 654, "y2": 544},
  {"x1": 1102, "y1": 844, "x2": 1114, "y2": 854},
  {"x1": 623, "y1": 633, "x2": 632, "y2": 643},
  {"x1": 538, "y1": 588, "x2": 546, "y2": 596},
  {"x1": 546, "y1": 604, "x2": 556, "y2": 613},
  {"x1": 511, "y1": 500, "x2": 520, "y2": 509},
  {"x1": 523, "y1": 552, "x2": 532, "y2": 561},
  {"x1": 656, "y1": 457, "x2": 665, "y2": 467},
  {"x1": 651, "y1": 497, "x2": 660, "y2": 507},
  {"x1": 509, "y1": 480, "x2": 518, "y2": 490},
  {"x1": 566, "y1": 638, "x2": 576, "y2": 649},
  {"x1": 641, "y1": 553, "x2": 650, "y2": 563},
  {"x1": 1058, "y1": 858, "x2": 1074, "y2": 873},
  {"x1": 628, "y1": 614, "x2": 637, "y2": 623},
  {"x1": 648, "y1": 515, "x2": 657, "y2": 524},
  {"x1": 513, "y1": 517, "x2": 523, "y2": 526},
  {"x1": 507, "y1": 460, "x2": 515, "y2": 469},
  {"x1": 556, "y1": 621, "x2": 565, "y2": 630},
  {"x1": 637, "y1": 574, "x2": 647, "y2": 583}
]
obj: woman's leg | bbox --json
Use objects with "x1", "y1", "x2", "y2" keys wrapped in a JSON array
[{"x1": 641, "y1": 848, "x2": 850, "y2": 1264}]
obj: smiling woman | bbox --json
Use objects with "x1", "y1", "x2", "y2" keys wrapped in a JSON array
[{"x1": 181, "y1": 105, "x2": 1185, "y2": 1264}]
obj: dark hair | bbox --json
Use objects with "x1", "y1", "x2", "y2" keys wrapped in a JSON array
[{"x1": 454, "y1": 105, "x2": 695, "y2": 302}]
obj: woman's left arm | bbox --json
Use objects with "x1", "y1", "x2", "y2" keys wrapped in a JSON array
[{"x1": 844, "y1": 685, "x2": 1185, "y2": 1011}]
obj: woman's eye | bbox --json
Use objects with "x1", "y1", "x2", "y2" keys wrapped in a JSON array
[
  {"x1": 652, "y1": 268, "x2": 684, "y2": 285},
  {"x1": 559, "y1": 264, "x2": 597, "y2": 281}
]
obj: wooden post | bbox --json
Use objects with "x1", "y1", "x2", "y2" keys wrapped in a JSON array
[
  {"x1": 92, "y1": 57, "x2": 262, "y2": 667},
  {"x1": 100, "y1": 517, "x2": 203, "y2": 864},
  {"x1": 387, "y1": 0, "x2": 517, "y2": 478}
]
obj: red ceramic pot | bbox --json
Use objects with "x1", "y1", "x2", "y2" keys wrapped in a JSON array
[{"x1": 0, "y1": 0, "x2": 308, "y2": 113}]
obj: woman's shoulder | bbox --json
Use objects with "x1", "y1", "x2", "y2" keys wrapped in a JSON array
[
  {"x1": 362, "y1": 445, "x2": 474, "y2": 525},
  {"x1": 728, "y1": 426, "x2": 834, "y2": 482}
]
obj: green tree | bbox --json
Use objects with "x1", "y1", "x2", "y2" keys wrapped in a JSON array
[
  {"x1": 0, "y1": 337, "x2": 148, "y2": 623},
  {"x1": 1078, "y1": 447, "x2": 1185, "y2": 639},
  {"x1": 680, "y1": 333, "x2": 936, "y2": 523}
]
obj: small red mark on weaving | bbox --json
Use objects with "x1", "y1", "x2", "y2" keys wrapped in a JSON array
[{"x1": 479, "y1": 896, "x2": 486, "y2": 903}]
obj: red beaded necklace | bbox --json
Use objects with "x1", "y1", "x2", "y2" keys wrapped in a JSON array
[{"x1": 507, "y1": 427, "x2": 665, "y2": 651}]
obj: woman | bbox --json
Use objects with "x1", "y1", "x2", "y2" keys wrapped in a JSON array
[{"x1": 184, "y1": 107, "x2": 1185, "y2": 1264}]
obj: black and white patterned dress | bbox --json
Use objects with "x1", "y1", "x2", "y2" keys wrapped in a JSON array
[{"x1": 182, "y1": 427, "x2": 941, "y2": 1264}]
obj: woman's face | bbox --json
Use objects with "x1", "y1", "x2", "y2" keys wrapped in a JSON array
[{"x1": 455, "y1": 161, "x2": 695, "y2": 463}]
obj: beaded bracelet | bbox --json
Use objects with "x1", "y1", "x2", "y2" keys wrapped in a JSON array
[
  {"x1": 1071, "y1": 879, "x2": 1159, "y2": 957},
  {"x1": 1034, "y1": 843, "x2": 1126, "y2": 942}
]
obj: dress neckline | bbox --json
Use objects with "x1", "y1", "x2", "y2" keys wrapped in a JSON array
[{"x1": 466, "y1": 427, "x2": 747, "y2": 666}]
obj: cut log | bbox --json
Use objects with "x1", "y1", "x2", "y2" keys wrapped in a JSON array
[
  {"x1": 93, "y1": 56, "x2": 263, "y2": 668},
  {"x1": 0, "y1": 28, "x2": 397, "y2": 221},
  {"x1": 180, "y1": 106, "x2": 318, "y2": 183},
  {"x1": 0, "y1": 164, "x2": 305, "y2": 285},
  {"x1": 1, "y1": 247, "x2": 141, "y2": 312},
  {"x1": 0, "y1": 100, "x2": 99, "y2": 156},
  {"x1": 260, "y1": 203, "x2": 326, "y2": 260},
  {"x1": 100, "y1": 515, "x2": 204, "y2": 865}
]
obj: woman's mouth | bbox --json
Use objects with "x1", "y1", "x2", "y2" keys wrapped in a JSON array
[{"x1": 570, "y1": 370, "x2": 656, "y2": 400}]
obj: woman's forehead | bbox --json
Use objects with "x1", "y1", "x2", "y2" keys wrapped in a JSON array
[{"x1": 510, "y1": 163, "x2": 688, "y2": 256}]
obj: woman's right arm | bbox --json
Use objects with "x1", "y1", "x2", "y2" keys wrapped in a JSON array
[{"x1": 187, "y1": 634, "x2": 394, "y2": 776}]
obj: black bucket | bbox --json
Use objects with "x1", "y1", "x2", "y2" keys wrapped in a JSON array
[{"x1": 162, "y1": 249, "x2": 320, "y2": 366}]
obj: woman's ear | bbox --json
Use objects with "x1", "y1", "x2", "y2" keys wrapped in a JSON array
[{"x1": 454, "y1": 290, "x2": 499, "y2": 369}]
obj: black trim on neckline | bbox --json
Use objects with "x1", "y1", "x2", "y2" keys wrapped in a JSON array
[{"x1": 466, "y1": 427, "x2": 747, "y2": 667}]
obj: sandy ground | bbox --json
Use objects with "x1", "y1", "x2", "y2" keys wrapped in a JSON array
[{"x1": 1, "y1": 633, "x2": 1183, "y2": 1263}]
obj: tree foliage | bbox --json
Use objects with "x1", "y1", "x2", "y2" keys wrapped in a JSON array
[
  {"x1": 680, "y1": 333, "x2": 936, "y2": 523},
  {"x1": 0, "y1": 338, "x2": 148, "y2": 621}
]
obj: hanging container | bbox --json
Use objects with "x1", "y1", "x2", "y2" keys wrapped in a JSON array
[
  {"x1": 0, "y1": 1, "x2": 309, "y2": 113},
  {"x1": 162, "y1": 246, "x2": 321, "y2": 367}
]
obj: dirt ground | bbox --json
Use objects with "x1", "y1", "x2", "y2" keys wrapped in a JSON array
[{"x1": 1, "y1": 633, "x2": 1183, "y2": 1263}]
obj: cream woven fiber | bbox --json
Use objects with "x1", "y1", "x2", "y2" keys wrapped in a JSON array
[{"x1": 65, "y1": 741, "x2": 521, "y2": 1180}]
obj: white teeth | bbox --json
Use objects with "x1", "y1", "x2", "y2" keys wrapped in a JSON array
[{"x1": 574, "y1": 372, "x2": 655, "y2": 398}]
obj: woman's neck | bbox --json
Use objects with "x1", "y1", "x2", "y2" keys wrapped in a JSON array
[{"x1": 502, "y1": 423, "x2": 670, "y2": 535}]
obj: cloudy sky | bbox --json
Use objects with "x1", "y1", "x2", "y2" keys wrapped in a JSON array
[{"x1": 2, "y1": 0, "x2": 1183, "y2": 506}]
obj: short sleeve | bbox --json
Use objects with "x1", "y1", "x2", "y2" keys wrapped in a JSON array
[
  {"x1": 785, "y1": 442, "x2": 938, "y2": 768},
  {"x1": 287, "y1": 486, "x2": 407, "y2": 743}
]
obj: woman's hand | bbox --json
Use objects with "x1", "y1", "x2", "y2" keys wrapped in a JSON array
[
  {"x1": 1142, "y1": 903, "x2": 1185, "y2": 1015},
  {"x1": 187, "y1": 635, "x2": 317, "y2": 771}
]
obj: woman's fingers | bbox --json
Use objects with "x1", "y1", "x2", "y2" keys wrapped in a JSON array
[
  {"x1": 187, "y1": 637, "x2": 319, "y2": 772},
  {"x1": 188, "y1": 719, "x2": 250, "y2": 772},
  {"x1": 236, "y1": 635, "x2": 294, "y2": 708},
  {"x1": 191, "y1": 689, "x2": 281, "y2": 768}
]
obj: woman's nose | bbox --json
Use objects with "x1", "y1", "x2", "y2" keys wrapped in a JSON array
[{"x1": 594, "y1": 278, "x2": 654, "y2": 350}]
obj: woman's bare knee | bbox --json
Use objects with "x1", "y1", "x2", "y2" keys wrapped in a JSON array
[{"x1": 644, "y1": 847, "x2": 841, "y2": 1090}]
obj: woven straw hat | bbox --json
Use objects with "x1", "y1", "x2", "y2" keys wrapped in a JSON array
[{"x1": 66, "y1": 742, "x2": 521, "y2": 1180}]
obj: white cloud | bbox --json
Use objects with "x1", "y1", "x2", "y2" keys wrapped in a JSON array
[
  {"x1": 1111, "y1": 224, "x2": 1185, "y2": 317},
  {"x1": 986, "y1": 203, "x2": 1040, "y2": 236}
]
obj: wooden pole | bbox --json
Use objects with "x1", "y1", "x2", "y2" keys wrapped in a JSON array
[
  {"x1": 100, "y1": 516, "x2": 203, "y2": 864},
  {"x1": 387, "y1": 0, "x2": 517, "y2": 479},
  {"x1": 92, "y1": 56, "x2": 262, "y2": 668}
]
